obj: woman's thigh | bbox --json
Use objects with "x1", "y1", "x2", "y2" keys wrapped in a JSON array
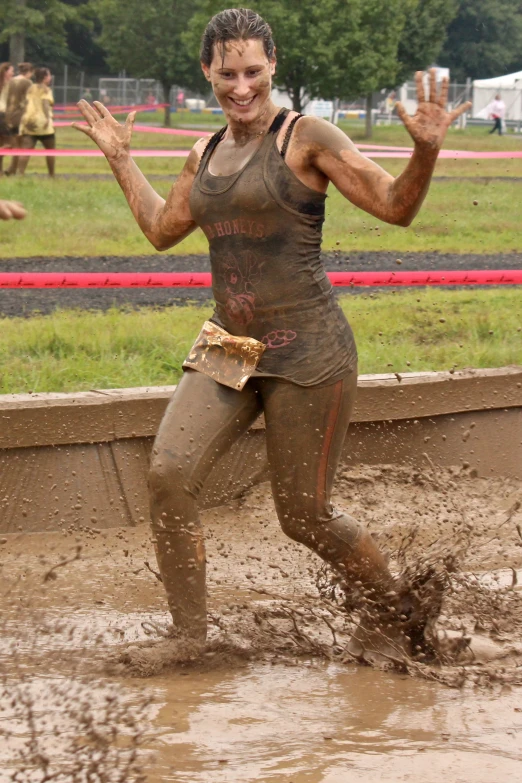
[
  {"x1": 151, "y1": 369, "x2": 262, "y2": 497},
  {"x1": 259, "y1": 372, "x2": 358, "y2": 521}
]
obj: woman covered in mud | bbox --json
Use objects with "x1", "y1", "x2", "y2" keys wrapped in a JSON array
[{"x1": 74, "y1": 8, "x2": 469, "y2": 667}]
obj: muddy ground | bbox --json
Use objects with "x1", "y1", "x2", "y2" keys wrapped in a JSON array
[
  {"x1": 1, "y1": 463, "x2": 522, "y2": 781},
  {"x1": 0, "y1": 251, "x2": 521, "y2": 316}
]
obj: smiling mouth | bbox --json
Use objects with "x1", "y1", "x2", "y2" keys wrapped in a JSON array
[{"x1": 230, "y1": 96, "x2": 256, "y2": 107}]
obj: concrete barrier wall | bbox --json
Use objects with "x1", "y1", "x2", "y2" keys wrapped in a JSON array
[{"x1": 0, "y1": 367, "x2": 520, "y2": 533}]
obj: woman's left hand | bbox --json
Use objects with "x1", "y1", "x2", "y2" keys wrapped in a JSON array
[{"x1": 395, "y1": 69, "x2": 472, "y2": 150}]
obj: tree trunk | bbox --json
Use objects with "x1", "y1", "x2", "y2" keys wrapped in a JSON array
[
  {"x1": 9, "y1": 0, "x2": 27, "y2": 64},
  {"x1": 365, "y1": 93, "x2": 373, "y2": 139},
  {"x1": 162, "y1": 83, "x2": 171, "y2": 128},
  {"x1": 290, "y1": 88, "x2": 302, "y2": 114},
  {"x1": 330, "y1": 98, "x2": 340, "y2": 124}
]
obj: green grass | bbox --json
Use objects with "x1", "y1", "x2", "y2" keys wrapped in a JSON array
[
  {"x1": 338, "y1": 119, "x2": 522, "y2": 150},
  {"x1": 0, "y1": 288, "x2": 519, "y2": 394},
  {"x1": 1, "y1": 172, "x2": 520, "y2": 256},
  {"x1": 1, "y1": 118, "x2": 521, "y2": 255}
]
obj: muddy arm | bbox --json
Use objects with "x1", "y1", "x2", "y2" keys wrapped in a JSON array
[
  {"x1": 105, "y1": 144, "x2": 203, "y2": 251},
  {"x1": 300, "y1": 117, "x2": 437, "y2": 228},
  {"x1": 302, "y1": 71, "x2": 470, "y2": 227},
  {"x1": 73, "y1": 100, "x2": 205, "y2": 250}
]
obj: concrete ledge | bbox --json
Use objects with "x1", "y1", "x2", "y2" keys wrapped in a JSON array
[
  {"x1": 0, "y1": 367, "x2": 521, "y2": 450},
  {"x1": 0, "y1": 367, "x2": 520, "y2": 533}
]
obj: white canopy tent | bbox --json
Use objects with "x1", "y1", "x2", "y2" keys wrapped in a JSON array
[{"x1": 473, "y1": 71, "x2": 522, "y2": 121}]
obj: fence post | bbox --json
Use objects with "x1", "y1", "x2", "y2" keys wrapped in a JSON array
[
  {"x1": 63, "y1": 64, "x2": 68, "y2": 105},
  {"x1": 79, "y1": 71, "x2": 84, "y2": 102}
]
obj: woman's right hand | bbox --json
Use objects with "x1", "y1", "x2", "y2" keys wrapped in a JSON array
[{"x1": 72, "y1": 100, "x2": 136, "y2": 160}]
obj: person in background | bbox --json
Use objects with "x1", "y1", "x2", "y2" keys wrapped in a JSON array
[
  {"x1": 18, "y1": 67, "x2": 55, "y2": 177},
  {"x1": 488, "y1": 94, "x2": 506, "y2": 135},
  {"x1": 0, "y1": 62, "x2": 15, "y2": 175},
  {"x1": 4, "y1": 62, "x2": 34, "y2": 175}
]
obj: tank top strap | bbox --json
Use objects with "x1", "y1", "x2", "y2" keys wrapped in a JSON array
[
  {"x1": 281, "y1": 113, "x2": 303, "y2": 159},
  {"x1": 197, "y1": 125, "x2": 227, "y2": 173},
  {"x1": 267, "y1": 107, "x2": 289, "y2": 137}
]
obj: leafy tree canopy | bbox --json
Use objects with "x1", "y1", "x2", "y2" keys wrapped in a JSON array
[
  {"x1": 0, "y1": 0, "x2": 91, "y2": 65},
  {"x1": 94, "y1": 0, "x2": 207, "y2": 124},
  {"x1": 441, "y1": 0, "x2": 522, "y2": 81},
  {"x1": 190, "y1": 0, "x2": 417, "y2": 111},
  {"x1": 395, "y1": 0, "x2": 458, "y2": 85}
]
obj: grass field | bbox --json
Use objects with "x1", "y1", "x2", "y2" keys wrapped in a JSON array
[
  {"x1": 0, "y1": 115, "x2": 519, "y2": 394},
  {"x1": 1, "y1": 115, "x2": 521, "y2": 257},
  {"x1": 0, "y1": 171, "x2": 519, "y2": 256},
  {"x1": 0, "y1": 288, "x2": 519, "y2": 394}
]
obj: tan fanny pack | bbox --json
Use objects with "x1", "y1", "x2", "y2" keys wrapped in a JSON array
[{"x1": 183, "y1": 320, "x2": 266, "y2": 391}]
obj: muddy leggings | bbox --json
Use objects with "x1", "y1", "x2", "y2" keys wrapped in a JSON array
[{"x1": 149, "y1": 367, "x2": 377, "y2": 640}]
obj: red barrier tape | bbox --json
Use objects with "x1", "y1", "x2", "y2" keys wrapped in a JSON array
[{"x1": 0, "y1": 271, "x2": 520, "y2": 288}]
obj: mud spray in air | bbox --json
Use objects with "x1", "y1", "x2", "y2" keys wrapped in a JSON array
[{"x1": 1, "y1": 459, "x2": 522, "y2": 781}]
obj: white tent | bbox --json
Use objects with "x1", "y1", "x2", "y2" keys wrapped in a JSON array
[{"x1": 473, "y1": 71, "x2": 522, "y2": 121}]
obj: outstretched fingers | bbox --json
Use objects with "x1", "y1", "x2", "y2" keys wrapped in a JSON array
[
  {"x1": 92, "y1": 100, "x2": 113, "y2": 119},
  {"x1": 428, "y1": 69, "x2": 437, "y2": 103},
  {"x1": 438, "y1": 77, "x2": 449, "y2": 108},
  {"x1": 76, "y1": 100, "x2": 101, "y2": 126},
  {"x1": 395, "y1": 101, "x2": 412, "y2": 131},
  {"x1": 448, "y1": 101, "x2": 472, "y2": 124},
  {"x1": 71, "y1": 121, "x2": 93, "y2": 138},
  {"x1": 415, "y1": 71, "x2": 425, "y2": 104},
  {"x1": 125, "y1": 110, "x2": 137, "y2": 133}
]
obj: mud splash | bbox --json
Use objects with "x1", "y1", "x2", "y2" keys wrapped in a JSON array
[{"x1": 1, "y1": 463, "x2": 522, "y2": 779}]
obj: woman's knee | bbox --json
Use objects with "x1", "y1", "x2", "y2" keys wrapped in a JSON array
[
  {"x1": 274, "y1": 493, "x2": 319, "y2": 544},
  {"x1": 148, "y1": 447, "x2": 198, "y2": 505}
]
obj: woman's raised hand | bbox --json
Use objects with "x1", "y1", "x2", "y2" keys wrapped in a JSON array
[
  {"x1": 72, "y1": 100, "x2": 137, "y2": 160},
  {"x1": 395, "y1": 69, "x2": 472, "y2": 150}
]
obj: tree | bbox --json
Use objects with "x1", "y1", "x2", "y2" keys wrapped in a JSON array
[
  {"x1": 395, "y1": 0, "x2": 459, "y2": 84},
  {"x1": 191, "y1": 0, "x2": 414, "y2": 120},
  {"x1": 95, "y1": 0, "x2": 207, "y2": 126},
  {"x1": 0, "y1": 0, "x2": 83, "y2": 65},
  {"x1": 440, "y1": 0, "x2": 522, "y2": 81}
]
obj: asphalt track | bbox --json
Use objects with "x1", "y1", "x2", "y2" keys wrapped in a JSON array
[{"x1": 0, "y1": 251, "x2": 520, "y2": 318}]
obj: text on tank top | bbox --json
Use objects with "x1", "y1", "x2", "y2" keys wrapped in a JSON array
[{"x1": 189, "y1": 108, "x2": 357, "y2": 386}]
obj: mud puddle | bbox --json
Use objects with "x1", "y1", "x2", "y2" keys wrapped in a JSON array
[{"x1": 1, "y1": 463, "x2": 522, "y2": 781}]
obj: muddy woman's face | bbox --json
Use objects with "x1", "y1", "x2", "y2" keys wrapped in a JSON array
[{"x1": 202, "y1": 38, "x2": 276, "y2": 125}]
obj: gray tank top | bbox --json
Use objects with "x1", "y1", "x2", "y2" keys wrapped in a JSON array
[{"x1": 189, "y1": 108, "x2": 357, "y2": 386}]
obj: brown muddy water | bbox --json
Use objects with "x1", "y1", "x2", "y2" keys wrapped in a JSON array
[{"x1": 1, "y1": 464, "x2": 522, "y2": 781}]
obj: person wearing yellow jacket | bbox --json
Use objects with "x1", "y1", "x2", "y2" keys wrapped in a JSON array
[{"x1": 18, "y1": 67, "x2": 55, "y2": 177}]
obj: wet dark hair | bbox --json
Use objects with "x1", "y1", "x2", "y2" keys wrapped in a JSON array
[
  {"x1": 200, "y1": 8, "x2": 275, "y2": 67},
  {"x1": 34, "y1": 67, "x2": 50, "y2": 84}
]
